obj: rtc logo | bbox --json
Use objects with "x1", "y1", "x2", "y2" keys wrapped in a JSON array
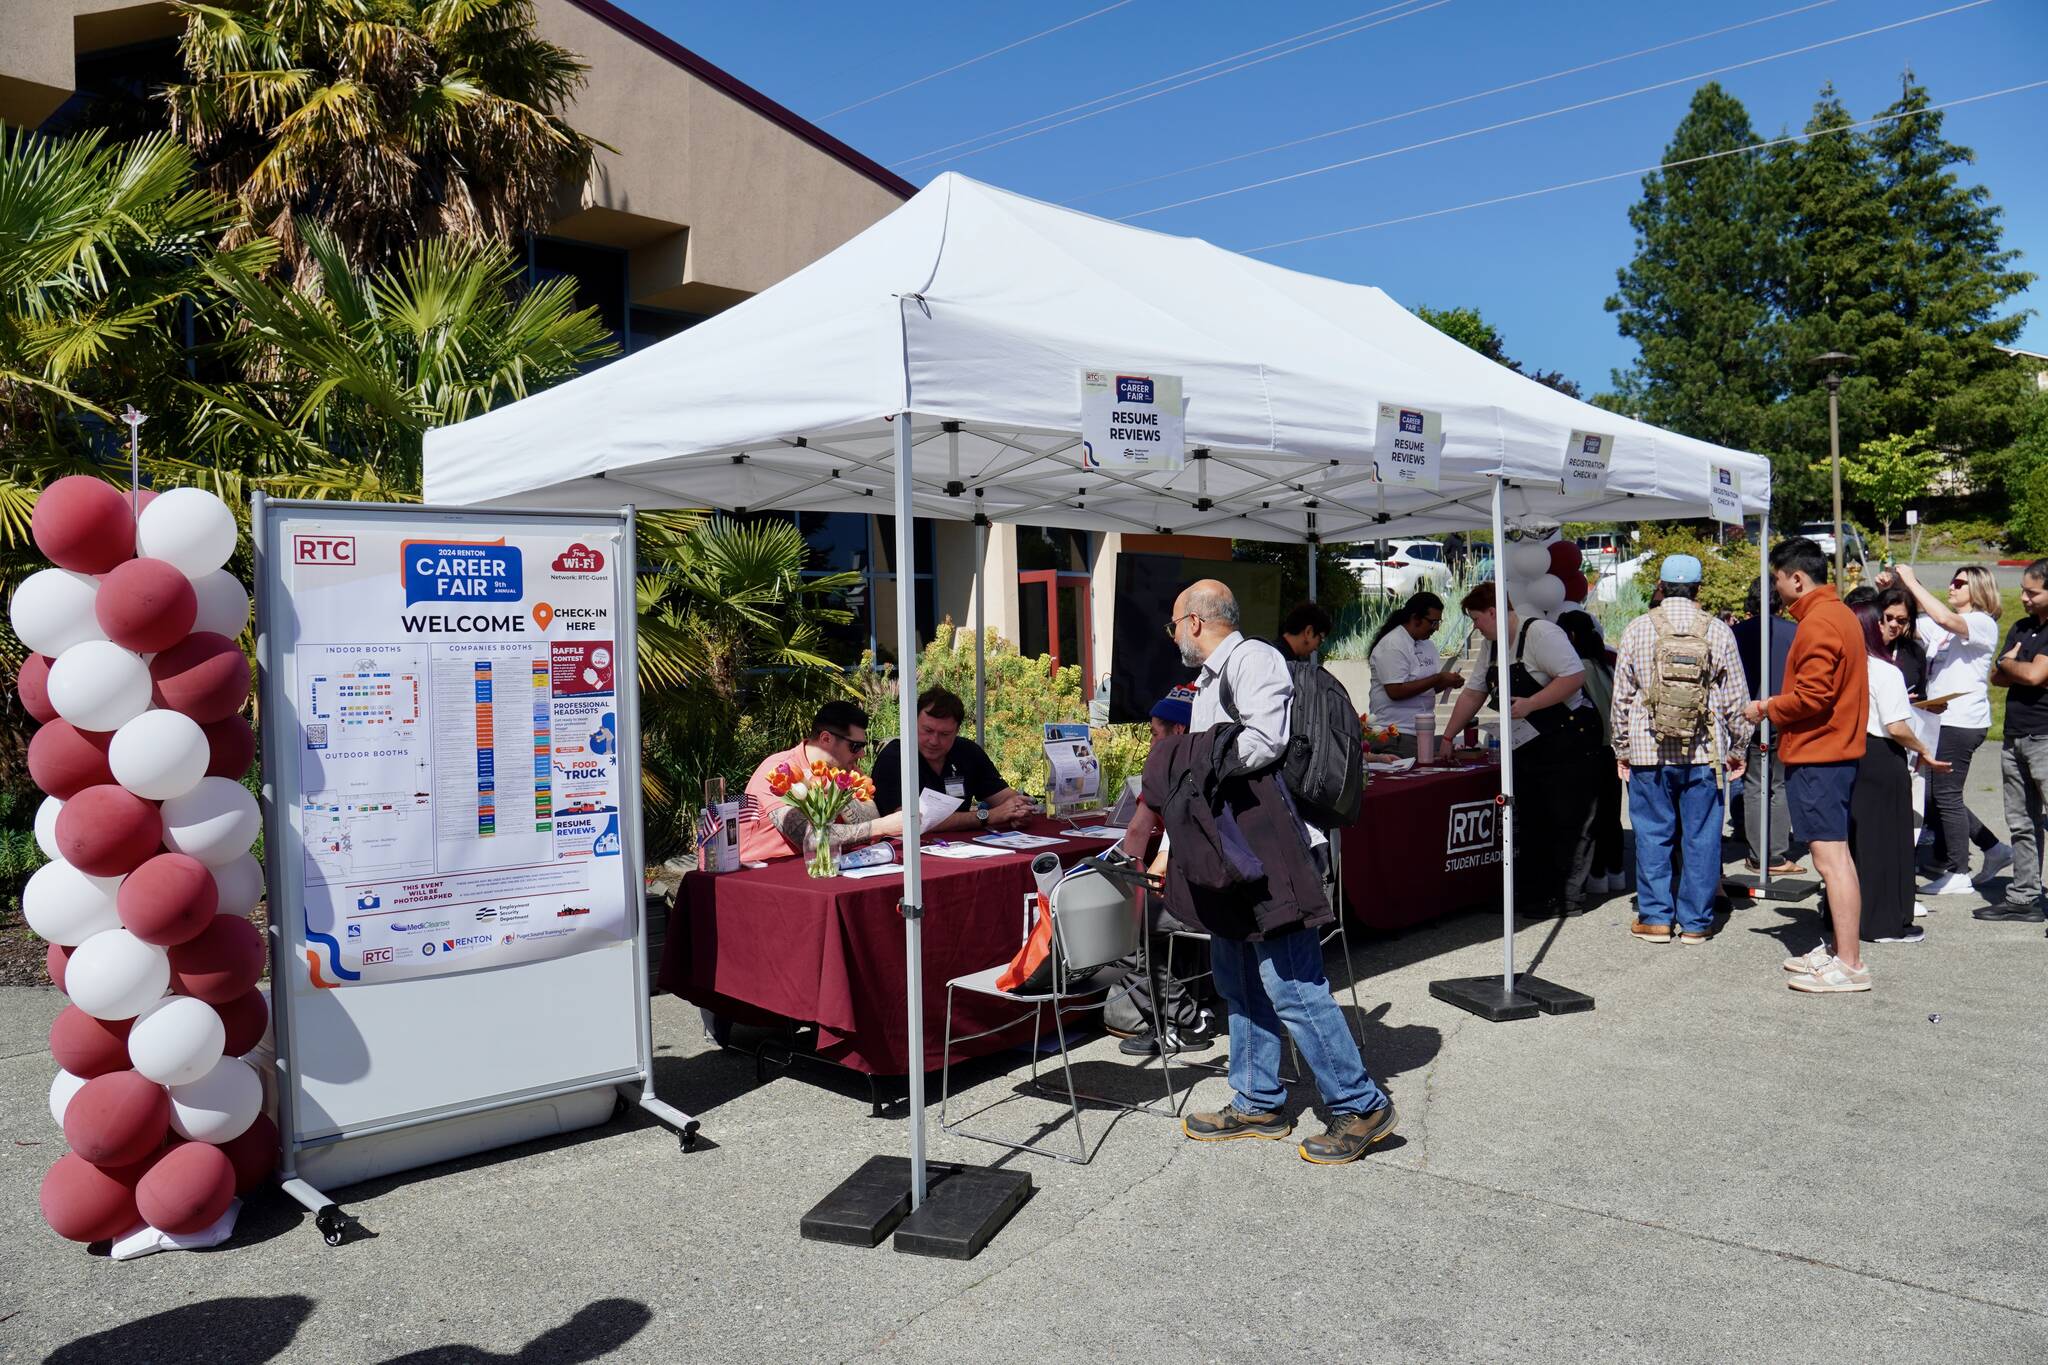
[
  {"x1": 294, "y1": 534, "x2": 356, "y2": 565},
  {"x1": 1447, "y1": 800, "x2": 1495, "y2": 854},
  {"x1": 552, "y1": 543, "x2": 605, "y2": 574},
  {"x1": 362, "y1": 947, "x2": 394, "y2": 964}
]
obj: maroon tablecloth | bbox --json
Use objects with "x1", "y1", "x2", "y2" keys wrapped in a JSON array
[
  {"x1": 659, "y1": 819, "x2": 1115, "y2": 1076},
  {"x1": 1341, "y1": 760, "x2": 1504, "y2": 932}
]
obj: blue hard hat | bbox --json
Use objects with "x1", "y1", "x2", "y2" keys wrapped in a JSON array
[{"x1": 1660, "y1": 553, "x2": 1704, "y2": 584}]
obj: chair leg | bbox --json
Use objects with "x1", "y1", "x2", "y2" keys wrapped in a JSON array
[
  {"x1": 1337, "y1": 919, "x2": 1366, "y2": 1051},
  {"x1": 1048, "y1": 1002, "x2": 1092, "y2": 1165},
  {"x1": 1141, "y1": 931, "x2": 1179, "y2": 1115},
  {"x1": 939, "y1": 984, "x2": 957, "y2": 1130}
]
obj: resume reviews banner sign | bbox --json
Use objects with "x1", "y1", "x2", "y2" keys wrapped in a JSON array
[
  {"x1": 1080, "y1": 369, "x2": 1184, "y2": 470},
  {"x1": 1374, "y1": 403, "x2": 1443, "y2": 491}
]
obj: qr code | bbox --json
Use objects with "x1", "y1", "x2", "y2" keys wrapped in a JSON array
[{"x1": 305, "y1": 723, "x2": 328, "y2": 750}]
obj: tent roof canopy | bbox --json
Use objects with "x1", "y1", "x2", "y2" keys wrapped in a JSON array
[{"x1": 424, "y1": 174, "x2": 1770, "y2": 543}]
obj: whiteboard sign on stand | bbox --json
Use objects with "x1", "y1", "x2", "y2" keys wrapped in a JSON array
[{"x1": 253, "y1": 497, "x2": 698, "y2": 1245}]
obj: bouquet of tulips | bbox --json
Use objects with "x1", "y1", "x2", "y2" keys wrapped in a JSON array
[
  {"x1": 767, "y1": 757, "x2": 877, "y2": 877},
  {"x1": 1360, "y1": 717, "x2": 1400, "y2": 752}
]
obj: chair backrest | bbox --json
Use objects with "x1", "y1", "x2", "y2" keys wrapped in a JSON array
[{"x1": 1048, "y1": 865, "x2": 1140, "y2": 976}]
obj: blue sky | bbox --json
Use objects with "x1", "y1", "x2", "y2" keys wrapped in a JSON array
[{"x1": 619, "y1": 0, "x2": 2045, "y2": 394}]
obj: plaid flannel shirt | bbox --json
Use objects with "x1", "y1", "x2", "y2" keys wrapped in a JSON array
[{"x1": 1610, "y1": 599, "x2": 1755, "y2": 768}]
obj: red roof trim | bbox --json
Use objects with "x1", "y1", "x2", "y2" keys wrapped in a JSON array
[{"x1": 562, "y1": 0, "x2": 917, "y2": 200}]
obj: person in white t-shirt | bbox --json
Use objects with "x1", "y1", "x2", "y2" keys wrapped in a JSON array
[
  {"x1": 1365, "y1": 591, "x2": 1463, "y2": 757},
  {"x1": 1846, "y1": 599, "x2": 1950, "y2": 945},
  {"x1": 1882, "y1": 563, "x2": 2011, "y2": 895},
  {"x1": 1443, "y1": 581, "x2": 1598, "y2": 916}
]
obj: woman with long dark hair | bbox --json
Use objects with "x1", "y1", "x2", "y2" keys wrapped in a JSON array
[
  {"x1": 1847, "y1": 599, "x2": 1950, "y2": 945},
  {"x1": 1367, "y1": 591, "x2": 1461, "y2": 758}
]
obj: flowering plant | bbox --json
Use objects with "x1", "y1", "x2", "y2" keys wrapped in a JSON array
[
  {"x1": 1360, "y1": 716, "x2": 1400, "y2": 751},
  {"x1": 768, "y1": 757, "x2": 876, "y2": 877}
]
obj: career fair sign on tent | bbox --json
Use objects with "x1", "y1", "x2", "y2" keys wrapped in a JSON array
[
  {"x1": 1080, "y1": 368, "x2": 1184, "y2": 470},
  {"x1": 281, "y1": 518, "x2": 631, "y2": 987},
  {"x1": 1373, "y1": 402, "x2": 1444, "y2": 490},
  {"x1": 1709, "y1": 465, "x2": 1744, "y2": 526},
  {"x1": 1565, "y1": 430, "x2": 1615, "y2": 497}
]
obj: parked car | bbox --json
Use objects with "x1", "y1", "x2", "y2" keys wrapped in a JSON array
[
  {"x1": 1344, "y1": 540, "x2": 1452, "y2": 598},
  {"x1": 1794, "y1": 522, "x2": 1869, "y2": 571},
  {"x1": 1576, "y1": 532, "x2": 1624, "y2": 573}
]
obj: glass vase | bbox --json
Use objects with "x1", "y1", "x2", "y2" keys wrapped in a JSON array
[{"x1": 803, "y1": 823, "x2": 840, "y2": 879}]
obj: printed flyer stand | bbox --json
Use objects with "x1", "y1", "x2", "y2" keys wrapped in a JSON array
[{"x1": 252, "y1": 496, "x2": 697, "y2": 1244}]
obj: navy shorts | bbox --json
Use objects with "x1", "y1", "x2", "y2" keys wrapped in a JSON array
[{"x1": 1787, "y1": 760, "x2": 1858, "y2": 843}]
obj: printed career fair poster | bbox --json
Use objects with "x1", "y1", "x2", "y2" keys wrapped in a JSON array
[{"x1": 284, "y1": 521, "x2": 630, "y2": 987}]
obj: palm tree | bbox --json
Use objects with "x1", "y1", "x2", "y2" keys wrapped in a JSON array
[
  {"x1": 165, "y1": 0, "x2": 600, "y2": 275},
  {"x1": 186, "y1": 217, "x2": 615, "y2": 493}
]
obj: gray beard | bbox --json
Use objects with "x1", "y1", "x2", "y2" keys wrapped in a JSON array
[{"x1": 1177, "y1": 638, "x2": 1203, "y2": 667}]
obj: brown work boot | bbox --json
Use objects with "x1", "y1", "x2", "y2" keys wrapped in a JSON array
[
  {"x1": 1298, "y1": 1101, "x2": 1399, "y2": 1165},
  {"x1": 1182, "y1": 1106, "x2": 1292, "y2": 1142},
  {"x1": 1630, "y1": 919, "x2": 1673, "y2": 943}
]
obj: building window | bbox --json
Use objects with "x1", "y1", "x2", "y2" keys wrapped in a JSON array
[
  {"x1": 627, "y1": 307, "x2": 705, "y2": 353},
  {"x1": 1016, "y1": 525, "x2": 1091, "y2": 573},
  {"x1": 758, "y1": 513, "x2": 936, "y2": 667},
  {"x1": 528, "y1": 237, "x2": 627, "y2": 352}
]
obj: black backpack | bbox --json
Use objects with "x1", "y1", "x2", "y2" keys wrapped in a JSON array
[{"x1": 1219, "y1": 644, "x2": 1365, "y2": 830}]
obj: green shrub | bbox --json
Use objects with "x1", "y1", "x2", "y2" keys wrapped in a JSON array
[{"x1": 1640, "y1": 526, "x2": 1758, "y2": 616}]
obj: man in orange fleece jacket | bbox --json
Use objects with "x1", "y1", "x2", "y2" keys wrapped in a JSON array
[{"x1": 1744, "y1": 538, "x2": 1871, "y2": 993}]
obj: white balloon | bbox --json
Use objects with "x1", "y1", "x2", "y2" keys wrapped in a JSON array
[
  {"x1": 137, "y1": 487, "x2": 237, "y2": 579},
  {"x1": 65, "y1": 928, "x2": 170, "y2": 1021},
  {"x1": 9, "y1": 568, "x2": 105, "y2": 657},
  {"x1": 161, "y1": 777, "x2": 260, "y2": 867},
  {"x1": 49, "y1": 1069, "x2": 88, "y2": 1128},
  {"x1": 109, "y1": 708, "x2": 210, "y2": 801},
  {"x1": 128, "y1": 994, "x2": 226, "y2": 1086},
  {"x1": 253, "y1": 984, "x2": 273, "y2": 1053},
  {"x1": 211, "y1": 853, "x2": 265, "y2": 918},
  {"x1": 34, "y1": 795, "x2": 64, "y2": 861},
  {"x1": 23, "y1": 860, "x2": 123, "y2": 946},
  {"x1": 1505, "y1": 539, "x2": 1552, "y2": 579},
  {"x1": 168, "y1": 1055, "x2": 261, "y2": 1143},
  {"x1": 187, "y1": 569, "x2": 249, "y2": 639},
  {"x1": 1522, "y1": 574, "x2": 1568, "y2": 611},
  {"x1": 47, "y1": 640, "x2": 152, "y2": 732}
]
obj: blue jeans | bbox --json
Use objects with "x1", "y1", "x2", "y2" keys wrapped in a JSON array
[
  {"x1": 1209, "y1": 927, "x2": 1386, "y2": 1117},
  {"x1": 1629, "y1": 763, "x2": 1723, "y2": 933}
]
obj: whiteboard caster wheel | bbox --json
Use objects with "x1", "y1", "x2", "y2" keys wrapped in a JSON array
[
  {"x1": 681, "y1": 1121, "x2": 701, "y2": 1153},
  {"x1": 316, "y1": 1206, "x2": 347, "y2": 1247},
  {"x1": 611, "y1": 1094, "x2": 629, "y2": 1123}
]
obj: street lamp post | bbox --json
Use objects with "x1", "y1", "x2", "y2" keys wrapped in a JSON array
[{"x1": 1810, "y1": 352, "x2": 1856, "y2": 584}]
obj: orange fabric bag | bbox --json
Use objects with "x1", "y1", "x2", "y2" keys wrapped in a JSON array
[{"x1": 995, "y1": 894, "x2": 1055, "y2": 993}]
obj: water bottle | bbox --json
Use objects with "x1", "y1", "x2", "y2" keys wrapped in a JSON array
[{"x1": 1416, "y1": 709, "x2": 1436, "y2": 765}]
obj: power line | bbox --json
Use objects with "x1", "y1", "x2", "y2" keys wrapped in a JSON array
[
  {"x1": 823, "y1": 0, "x2": 1143, "y2": 121},
  {"x1": 1062, "y1": 0, "x2": 1839, "y2": 207},
  {"x1": 1240, "y1": 77, "x2": 2048, "y2": 253},
  {"x1": 1119, "y1": 0, "x2": 1996, "y2": 221},
  {"x1": 889, "y1": 0, "x2": 1446, "y2": 170}
]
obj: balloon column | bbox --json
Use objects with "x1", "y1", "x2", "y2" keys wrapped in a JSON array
[
  {"x1": 1501, "y1": 528, "x2": 1591, "y2": 622},
  {"x1": 12, "y1": 476, "x2": 273, "y2": 1250}
]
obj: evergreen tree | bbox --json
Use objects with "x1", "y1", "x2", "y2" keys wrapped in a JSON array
[
  {"x1": 1605, "y1": 84, "x2": 1787, "y2": 484},
  {"x1": 1414, "y1": 304, "x2": 1583, "y2": 397}
]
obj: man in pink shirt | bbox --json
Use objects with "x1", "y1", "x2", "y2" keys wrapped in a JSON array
[{"x1": 738, "y1": 701, "x2": 904, "y2": 862}]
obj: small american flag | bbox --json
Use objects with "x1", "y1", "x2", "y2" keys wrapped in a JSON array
[
  {"x1": 696, "y1": 806, "x2": 723, "y2": 846},
  {"x1": 738, "y1": 793, "x2": 763, "y2": 823}
]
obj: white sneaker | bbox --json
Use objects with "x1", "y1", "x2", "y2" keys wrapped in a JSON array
[
  {"x1": 1913, "y1": 901, "x2": 1929, "y2": 918},
  {"x1": 1782, "y1": 942, "x2": 1834, "y2": 973},
  {"x1": 1973, "y1": 843, "x2": 2014, "y2": 885},
  {"x1": 1787, "y1": 956, "x2": 1872, "y2": 993},
  {"x1": 1922, "y1": 872, "x2": 1977, "y2": 897},
  {"x1": 1874, "y1": 927, "x2": 1926, "y2": 944}
]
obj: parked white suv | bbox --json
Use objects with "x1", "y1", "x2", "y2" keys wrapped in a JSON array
[
  {"x1": 1345, "y1": 540, "x2": 1451, "y2": 597},
  {"x1": 1794, "y1": 522, "x2": 1869, "y2": 572}
]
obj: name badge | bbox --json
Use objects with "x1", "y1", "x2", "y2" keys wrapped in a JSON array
[{"x1": 945, "y1": 777, "x2": 967, "y2": 801}]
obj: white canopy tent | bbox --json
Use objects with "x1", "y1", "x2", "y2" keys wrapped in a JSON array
[{"x1": 425, "y1": 172, "x2": 1773, "y2": 1206}]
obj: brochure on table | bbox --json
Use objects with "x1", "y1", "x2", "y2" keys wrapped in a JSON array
[{"x1": 1043, "y1": 722, "x2": 1100, "y2": 818}]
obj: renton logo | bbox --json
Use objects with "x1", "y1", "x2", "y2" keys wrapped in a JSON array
[
  {"x1": 1446, "y1": 800, "x2": 1495, "y2": 854},
  {"x1": 1399, "y1": 410, "x2": 1425, "y2": 435},
  {"x1": 1116, "y1": 376, "x2": 1154, "y2": 405},
  {"x1": 295, "y1": 535, "x2": 356, "y2": 565}
]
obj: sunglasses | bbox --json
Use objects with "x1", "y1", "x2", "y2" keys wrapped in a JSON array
[
  {"x1": 1883, "y1": 614, "x2": 1910, "y2": 627},
  {"x1": 824, "y1": 729, "x2": 869, "y2": 754},
  {"x1": 1951, "y1": 578, "x2": 1969, "y2": 589}
]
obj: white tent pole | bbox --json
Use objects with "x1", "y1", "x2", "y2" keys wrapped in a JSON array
[
  {"x1": 1492, "y1": 477, "x2": 1519, "y2": 991},
  {"x1": 1759, "y1": 507, "x2": 1772, "y2": 901},
  {"x1": 974, "y1": 506, "x2": 988, "y2": 743},
  {"x1": 893, "y1": 412, "x2": 927, "y2": 1206}
]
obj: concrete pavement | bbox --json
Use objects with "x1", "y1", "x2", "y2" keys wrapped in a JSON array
[{"x1": 1, "y1": 749, "x2": 2044, "y2": 1363}]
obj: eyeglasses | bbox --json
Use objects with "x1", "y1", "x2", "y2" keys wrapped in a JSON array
[
  {"x1": 1164, "y1": 611, "x2": 1199, "y2": 639},
  {"x1": 823, "y1": 729, "x2": 869, "y2": 754},
  {"x1": 1422, "y1": 615, "x2": 1443, "y2": 628}
]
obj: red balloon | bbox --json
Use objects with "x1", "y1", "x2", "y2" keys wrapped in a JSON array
[
  {"x1": 47, "y1": 941, "x2": 73, "y2": 992},
  {"x1": 96, "y1": 557, "x2": 198, "y2": 654},
  {"x1": 17, "y1": 652, "x2": 56, "y2": 723},
  {"x1": 202, "y1": 714, "x2": 257, "y2": 780},
  {"x1": 118, "y1": 853, "x2": 218, "y2": 947},
  {"x1": 1560, "y1": 570, "x2": 1590, "y2": 603},
  {"x1": 214, "y1": 987, "x2": 269, "y2": 1057},
  {"x1": 40, "y1": 1152, "x2": 145, "y2": 1243},
  {"x1": 27, "y1": 721, "x2": 114, "y2": 798},
  {"x1": 1548, "y1": 541, "x2": 1583, "y2": 575},
  {"x1": 148, "y1": 633, "x2": 250, "y2": 723},
  {"x1": 63, "y1": 1071, "x2": 171, "y2": 1168},
  {"x1": 55, "y1": 784, "x2": 162, "y2": 877},
  {"x1": 218, "y1": 1113, "x2": 278, "y2": 1195},
  {"x1": 137, "y1": 1139, "x2": 237, "y2": 1234},
  {"x1": 169, "y1": 914, "x2": 264, "y2": 1003},
  {"x1": 49, "y1": 1007, "x2": 133, "y2": 1078},
  {"x1": 32, "y1": 475, "x2": 136, "y2": 574}
]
